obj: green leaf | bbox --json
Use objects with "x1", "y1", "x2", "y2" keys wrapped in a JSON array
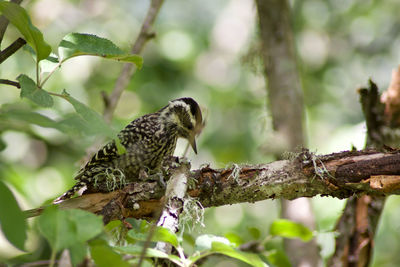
[
  {"x1": 114, "y1": 245, "x2": 182, "y2": 265},
  {"x1": 0, "y1": 181, "x2": 27, "y2": 251},
  {"x1": 66, "y1": 209, "x2": 104, "y2": 243},
  {"x1": 211, "y1": 242, "x2": 269, "y2": 267},
  {"x1": 269, "y1": 219, "x2": 313, "y2": 242},
  {"x1": 127, "y1": 227, "x2": 179, "y2": 248},
  {"x1": 90, "y1": 240, "x2": 130, "y2": 267},
  {"x1": 38, "y1": 207, "x2": 103, "y2": 253},
  {"x1": 37, "y1": 206, "x2": 76, "y2": 252},
  {"x1": 61, "y1": 90, "x2": 116, "y2": 138},
  {"x1": 194, "y1": 234, "x2": 230, "y2": 251},
  {"x1": 0, "y1": 2, "x2": 51, "y2": 61},
  {"x1": 248, "y1": 227, "x2": 261, "y2": 239},
  {"x1": 17, "y1": 74, "x2": 53, "y2": 107},
  {"x1": 58, "y1": 33, "x2": 142, "y2": 68},
  {"x1": 265, "y1": 250, "x2": 291, "y2": 267},
  {"x1": 68, "y1": 242, "x2": 88, "y2": 266},
  {"x1": 224, "y1": 232, "x2": 244, "y2": 247}
]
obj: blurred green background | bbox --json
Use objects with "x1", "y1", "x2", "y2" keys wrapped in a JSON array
[{"x1": 1, "y1": 0, "x2": 400, "y2": 265}]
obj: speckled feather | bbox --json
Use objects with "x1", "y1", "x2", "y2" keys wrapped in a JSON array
[{"x1": 57, "y1": 98, "x2": 202, "y2": 201}]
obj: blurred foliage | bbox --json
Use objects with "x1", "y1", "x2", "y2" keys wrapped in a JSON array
[{"x1": 1, "y1": 0, "x2": 400, "y2": 266}]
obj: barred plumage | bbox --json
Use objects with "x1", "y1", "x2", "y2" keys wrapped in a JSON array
[{"x1": 56, "y1": 97, "x2": 202, "y2": 201}]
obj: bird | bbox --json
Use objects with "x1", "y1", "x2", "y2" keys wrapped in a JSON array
[{"x1": 56, "y1": 97, "x2": 203, "y2": 201}]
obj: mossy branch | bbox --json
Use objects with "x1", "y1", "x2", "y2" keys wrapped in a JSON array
[{"x1": 24, "y1": 149, "x2": 400, "y2": 223}]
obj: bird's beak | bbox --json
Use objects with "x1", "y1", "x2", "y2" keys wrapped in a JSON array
[{"x1": 189, "y1": 134, "x2": 197, "y2": 154}]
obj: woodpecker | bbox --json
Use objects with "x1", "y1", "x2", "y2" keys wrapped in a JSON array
[{"x1": 57, "y1": 97, "x2": 203, "y2": 201}]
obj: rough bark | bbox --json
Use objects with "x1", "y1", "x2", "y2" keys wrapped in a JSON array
[
  {"x1": 255, "y1": 0, "x2": 318, "y2": 265},
  {"x1": 25, "y1": 149, "x2": 400, "y2": 224},
  {"x1": 329, "y1": 73, "x2": 400, "y2": 266}
]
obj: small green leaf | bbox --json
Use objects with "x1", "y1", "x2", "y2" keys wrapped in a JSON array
[
  {"x1": 127, "y1": 227, "x2": 179, "y2": 248},
  {"x1": 248, "y1": 227, "x2": 261, "y2": 239},
  {"x1": 269, "y1": 219, "x2": 313, "y2": 242},
  {"x1": 266, "y1": 250, "x2": 291, "y2": 267},
  {"x1": 0, "y1": 2, "x2": 51, "y2": 61},
  {"x1": 194, "y1": 234, "x2": 230, "y2": 251},
  {"x1": 58, "y1": 33, "x2": 142, "y2": 68},
  {"x1": 17, "y1": 74, "x2": 53, "y2": 107},
  {"x1": 224, "y1": 232, "x2": 244, "y2": 247},
  {"x1": 90, "y1": 240, "x2": 130, "y2": 267},
  {"x1": 0, "y1": 181, "x2": 27, "y2": 251},
  {"x1": 61, "y1": 90, "x2": 116, "y2": 138},
  {"x1": 114, "y1": 245, "x2": 182, "y2": 265},
  {"x1": 211, "y1": 242, "x2": 269, "y2": 267}
]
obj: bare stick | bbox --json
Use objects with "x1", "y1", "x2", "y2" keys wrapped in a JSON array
[
  {"x1": 0, "y1": 0, "x2": 23, "y2": 44},
  {"x1": 0, "y1": 79, "x2": 20, "y2": 88},
  {"x1": 103, "y1": 0, "x2": 164, "y2": 123},
  {"x1": 0, "y1": 37, "x2": 26, "y2": 64}
]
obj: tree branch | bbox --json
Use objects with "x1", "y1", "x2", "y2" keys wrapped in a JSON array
[
  {"x1": 0, "y1": 37, "x2": 26, "y2": 64},
  {"x1": 0, "y1": 79, "x2": 20, "y2": 88},
  {"x1": 0, "y1": 0, "x2": 23, "y2": 44},
  {"x1": 102, "y1": 0, "x2": 164, "y2": 123},
  {"x1": 25, "y1": 149, "x2": 400, "y2": 223}
]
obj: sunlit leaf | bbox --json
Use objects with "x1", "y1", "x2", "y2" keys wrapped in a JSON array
[
  {"x1": 58, "y1": 33, "x2": 142, "y2": 68},
  {"x1": 17, "y1": 74, "x2": 53, "y2": 107},
  {"x1": 0, "y1": 2, "x2": 51, "y2": 61},
  {"x1": 194, "y1": 234, "x2": 230, "y2": 251},
  {"x1": 269, "y1": 219, "x2": 313, "y2": 242},
  {"x1": 127, "y1": 227, "x2": 179, "y2": 248},
  {"x1": 211, "y1": 242, "x2": 269, "y2": 267},
  {"x1": 0, "y1": 181, "x2": 27, "y2": 251},
  {"x1": 225, "y1": 232, "x2": 244, "y2": 247}
]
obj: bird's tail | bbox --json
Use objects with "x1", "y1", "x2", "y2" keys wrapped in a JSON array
[{"x1": 53, "y1": 181, "x2": 86, "y2": 203}]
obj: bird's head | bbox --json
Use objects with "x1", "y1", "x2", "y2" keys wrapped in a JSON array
[{"x1": 159, "y1": 97, "x2": 203, "y2": 154}]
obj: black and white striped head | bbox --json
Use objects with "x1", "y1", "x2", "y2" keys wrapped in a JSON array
[{"x1": 159, "y1": 97, "x2": 203, "y2": 153}]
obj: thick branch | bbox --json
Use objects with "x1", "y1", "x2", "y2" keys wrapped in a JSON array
[
  {"x1": 25, "y1": 149, "x2": 400, "y2": 223},
  {"x1": 0, "y1": 79, "x2": 20, "y2": 88}
]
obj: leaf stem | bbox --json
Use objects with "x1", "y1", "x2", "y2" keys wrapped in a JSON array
[
  {"x1": 38, "y1": 62, "x2": 62, "y2": 88},
  {"x1": 49, "y1": 249, "x2": 56, "y2": 267}
]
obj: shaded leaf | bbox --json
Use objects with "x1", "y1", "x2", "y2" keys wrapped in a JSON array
[
  {"x1": 269, "y1": 219, "x2": 313, "y2": 242},
  {"x1": 17, "y1": 74, "x2": 53, "y2": 107},
  {"x1": 38, "y1": 207, "x2": 103, "y2": 253},
  {"x1": 265, "y1": 250, "x2": 291, "y2": 267},
  {"x1": 90, "y1": 240, "x2": 130, "y2": 267},
  {"x1": 0, "y1": 2, "x2": 51, "y2": 61},
  {"x1": 68, "y1": 242, "x2": 88, "y2": 266},
  {"x1": 61, "y1": 90, "x2": 116, "y2": 138},
  {"x1": 37, "y1": 206, "x2": 76, "y2": 252},
  {"x1": 58, "y1": 33, "x2": 142, "y2": 68},
  {"x1": 0, "y1": 181, "x2": 27, "y2": 251}
]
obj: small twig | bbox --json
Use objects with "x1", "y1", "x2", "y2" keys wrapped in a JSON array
[
  {"x1": 0, "y1": 0, "x2": 23, "y2": 44},
  {"x1": 0, "y1": 37, "x2": 26, "y2": 64},
  {"x1": 0, "y1": 79, "x2": 20, "y2": 88},
  {"x1": 39, "y1": 62, "x2": 62, "y2": 88},
  {"x1": 103, "y1": 0, "x2": 164, "y2": 123}
]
